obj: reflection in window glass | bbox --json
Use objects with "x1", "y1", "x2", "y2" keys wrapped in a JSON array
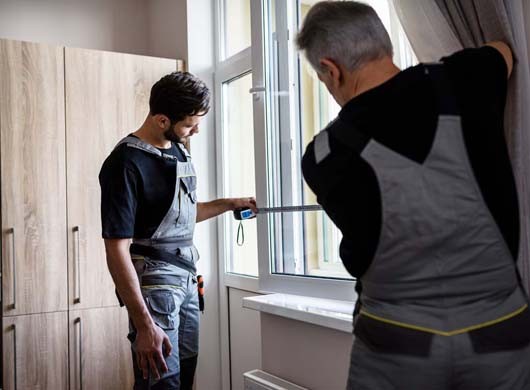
[
  {"x1": 224, "y1": 0, "x2": 251, "y2": 58},
  {"x1": 223, "y1": 73, "x2": 258, "y2": 276}
]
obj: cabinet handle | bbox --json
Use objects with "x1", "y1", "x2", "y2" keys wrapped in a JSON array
[
  {"x1": 75, "y1": 317, "x2": 83, "y2": 390},
  {"x1": 8, "y1": 228, "x2": 16, "y2": 310},
  {"x1": 12, "y1": 324, "x2": 17, "y2": 390},
  {"x1": 73, "y1": 226, "x2": 81, "y2": 304}
]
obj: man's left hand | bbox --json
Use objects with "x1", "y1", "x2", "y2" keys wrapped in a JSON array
[{"x1": 231, "y1": 197, "x2": 258, "y2": 213}]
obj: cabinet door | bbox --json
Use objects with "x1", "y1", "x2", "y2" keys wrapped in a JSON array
[
  {"x1": 69, "y1": 306, "x2": 134, "y2": 390},
  {"x1": 3, "y1": 311, "x2": 69, "y2": 390},
  {"x1": 65, "y1": 48, "x2": 179, "y2": 309},
  {"x1": 0, "y1": 39, "x2": 67, "y2": 316}
]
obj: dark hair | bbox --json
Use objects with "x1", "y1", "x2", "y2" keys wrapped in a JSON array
[{"x1": 149, "y1": 71, "x2": 210, "y2": 123}]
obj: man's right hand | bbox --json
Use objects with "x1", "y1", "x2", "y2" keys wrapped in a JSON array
[{"x1": 135, "y1": 323, "x2": 173, "y2": 380}]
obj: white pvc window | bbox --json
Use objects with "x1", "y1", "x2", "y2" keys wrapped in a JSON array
[
  {"x1": 220, "y1": 0, "x2": 252, "y2": 59},
  {"x1": 216, "y1": 45, "x2": 259, "y2": 278},
  {"x1": 217, "y1": 0, "x2": 416, "y2": 298},
  {"x1": 224, "y1": 71, "x2": 259, "y2": 276}
]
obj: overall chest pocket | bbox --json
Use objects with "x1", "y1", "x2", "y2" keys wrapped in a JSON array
[
  {"x1": 177, "y1": 176, "x2": 197, "y2": 225},
  {"x1": 145, "y1": 290, "x2": 176, "y2": 330}
]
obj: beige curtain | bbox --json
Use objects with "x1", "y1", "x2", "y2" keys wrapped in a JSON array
[{"x1": 392, "y1": 0, "x2": 530, "y2": 294}]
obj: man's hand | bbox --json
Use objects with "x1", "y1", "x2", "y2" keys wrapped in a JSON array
[
  {"x1": 230, "y1": 197, "x2": 258, "y2": 213},
  {"x1": 135, "y1": 323, "x2": 173, "y2": 380},
  {"x1": 196, "y1": 197, "x2": 257, "y2": 222}
]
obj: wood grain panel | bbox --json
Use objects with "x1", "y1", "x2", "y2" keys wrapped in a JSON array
[
  {"x1": 65, "y1": 48, "x2": 177, "y2": 309},
  {"x1": 0, "y1": 39, "x2": 68, "y2": 315},
  {"x1": 69, "y1": 306, "x2": 134, "y2": 390},
  {"x1": 3, "y1": 311, "x2": 69, "y2": 390}
]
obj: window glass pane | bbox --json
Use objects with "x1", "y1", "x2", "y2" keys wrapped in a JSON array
[
  {"x1": 298, "y1": 2, "x2": 345, "y2": 278},
  {"x1": 223, "y1": 72, "x2": 258, "y2": 276},
  {"x1": 224, "y1": 0, "x2": 251, "y2": 58},
  {"x1": 263, "y1": 0, "x2": 416, "y2": 279}
]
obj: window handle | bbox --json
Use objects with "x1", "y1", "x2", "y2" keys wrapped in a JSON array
[
  {"x1": 249, "y1": 86, "x2": 266, "y2": 94},
  {"x1": 249, "y1": 86, "x2": 289, "y2": 97}
]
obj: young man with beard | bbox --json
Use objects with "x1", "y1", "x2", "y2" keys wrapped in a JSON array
[{"x1": 99, "y1": 72, "x2": 256, "y2": 389}]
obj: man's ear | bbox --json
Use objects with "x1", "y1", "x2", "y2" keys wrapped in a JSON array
[
  {"x1": 153, "y1": 114, "x2": 170, "y2": 129},
  {"x1": 319, "y1": 58, "x2": 342, "y2": 87}
]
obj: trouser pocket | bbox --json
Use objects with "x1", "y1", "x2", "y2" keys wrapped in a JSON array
[
  {"x1": 353, "y1": 314, "x2": 433, "y2": 356},
  {"x1": 468, "y1": 306, "x2": 530, "y2": 353},
  {"x1": 145, "y1": 289, "x2": 176, "y2": 330}
]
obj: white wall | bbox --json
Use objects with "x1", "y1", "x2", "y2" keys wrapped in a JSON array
[
  {"x1": 229, "y1": 288, "x2": 262, "y2": 390},
  {"x1": 261, "y1": 314, "x2": 353, "y2": 390},
  {"x1": 0, "y1": 0, "x2": 188, "y2": 60},
  {"x1": 0, "y1": 0, "x2": 148, "y2": 55},
  {"x1": 184, "y1": 1, "x2": 223, "y2": 389},
  {"x1": 147, "y1": 0, "x2": 188, "y2": 61}
]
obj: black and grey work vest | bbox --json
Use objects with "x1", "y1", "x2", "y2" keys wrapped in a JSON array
[
  {"x1": 114, "y1": 136, "x2": 199, "y2": 273},
  {"x1": 316, "y1": 64, "x2": 529, "y2": 353}
]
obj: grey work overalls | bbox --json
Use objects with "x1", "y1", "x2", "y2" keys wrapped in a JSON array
[
  {"x1": 316, "y1": 64, "x2": 530, "y2": 389},
  {"x1": 115, "y1": 136, "x2": 200, "y2": 390}
]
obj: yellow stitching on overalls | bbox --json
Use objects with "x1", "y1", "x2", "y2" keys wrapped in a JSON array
[
  {"x1": 142, "y1": 285, "x2": 185, "y2": 291},
  {"x1": 360, "y1": 304, "x2": 528, "y2": 336}
]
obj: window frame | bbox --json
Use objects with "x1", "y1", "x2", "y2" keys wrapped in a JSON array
[
  {"x1": 216, "y1": 0, "x2": 414, "y2": 301},
  {"x1": 214, "y1": 45, "x2": 261, "y2": 291},
  {"x1": 215, "y1": 0, "x2": 357, "y2": 300},
  {"x1": 252, "y1": 0, "x2": 356, "y2": 300}
]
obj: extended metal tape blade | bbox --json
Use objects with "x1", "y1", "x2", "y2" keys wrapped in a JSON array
[{"x1": 257, "y1": 205, "x2": 322, "y2": 214}]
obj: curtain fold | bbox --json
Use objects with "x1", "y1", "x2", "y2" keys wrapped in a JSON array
[
  {"x1": 390, "y1": 0, "x2": 461, "y2": 61},
  {"x1": 392, "y1": 0, "x2": 530, "y2": 294}
]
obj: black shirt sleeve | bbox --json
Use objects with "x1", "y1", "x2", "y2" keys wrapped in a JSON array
[
  {"x1": 442, "y1": 46, "x2": 508, "y2": 114},
  {"x1": 442, "y1": 46, "x2": 518, "y2": 259},
  {"x1": 99, "y1": 151, "x2": 138, "y2": 239}
]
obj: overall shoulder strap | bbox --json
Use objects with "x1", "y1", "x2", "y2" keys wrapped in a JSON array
[
  {"x1": 114, "y1": 136, "x2": 162, "y2": 157},
  {"x1": 177, "y1": 142, "x2": 192, "y2": 161},
  {"x1": 115, "y1": 136, "x2": 180, "y2": 161}
]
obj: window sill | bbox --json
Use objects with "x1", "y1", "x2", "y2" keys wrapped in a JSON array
[{"x1": 242, "y1": 293, "x2": 355, "y2": 333}]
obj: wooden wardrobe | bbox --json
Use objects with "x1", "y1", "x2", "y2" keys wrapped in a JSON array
[{"x1": 1, "y1": 38, "x2": 182, "y2": 390}]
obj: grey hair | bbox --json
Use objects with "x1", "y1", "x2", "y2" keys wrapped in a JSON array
[{"x1": 296, "y1": 1, "x2": 393, "y2": 73}]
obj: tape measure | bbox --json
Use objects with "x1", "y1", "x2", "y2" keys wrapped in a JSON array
[
  {"x1": 234, "y1": 205, "x2": 323, "y2": 246},
  {"x1": 234, "y1": 205, "x2": 323, "y2": 220}
]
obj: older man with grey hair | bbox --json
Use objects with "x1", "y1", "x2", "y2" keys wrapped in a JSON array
[{"x1": 298, "y1": 1, "x2": 530, "y2": 389}]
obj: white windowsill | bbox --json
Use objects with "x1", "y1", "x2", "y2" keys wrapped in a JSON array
[{"x1": 242, "y1": 293, "x2": 355, "y2": 333}]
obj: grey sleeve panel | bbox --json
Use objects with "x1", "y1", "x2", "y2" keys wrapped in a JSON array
[{"x1": 314, "y1": 130, "x2": 331, "y2": 164}]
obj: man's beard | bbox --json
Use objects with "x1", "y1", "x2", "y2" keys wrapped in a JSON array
[{"x1": 163, "y1": 127, "x2": 184, "y2": 144}]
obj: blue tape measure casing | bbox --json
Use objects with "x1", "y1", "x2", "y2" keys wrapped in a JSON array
[{"x1": 233, "y1": 208, "x2": 257, "y2": 220}]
